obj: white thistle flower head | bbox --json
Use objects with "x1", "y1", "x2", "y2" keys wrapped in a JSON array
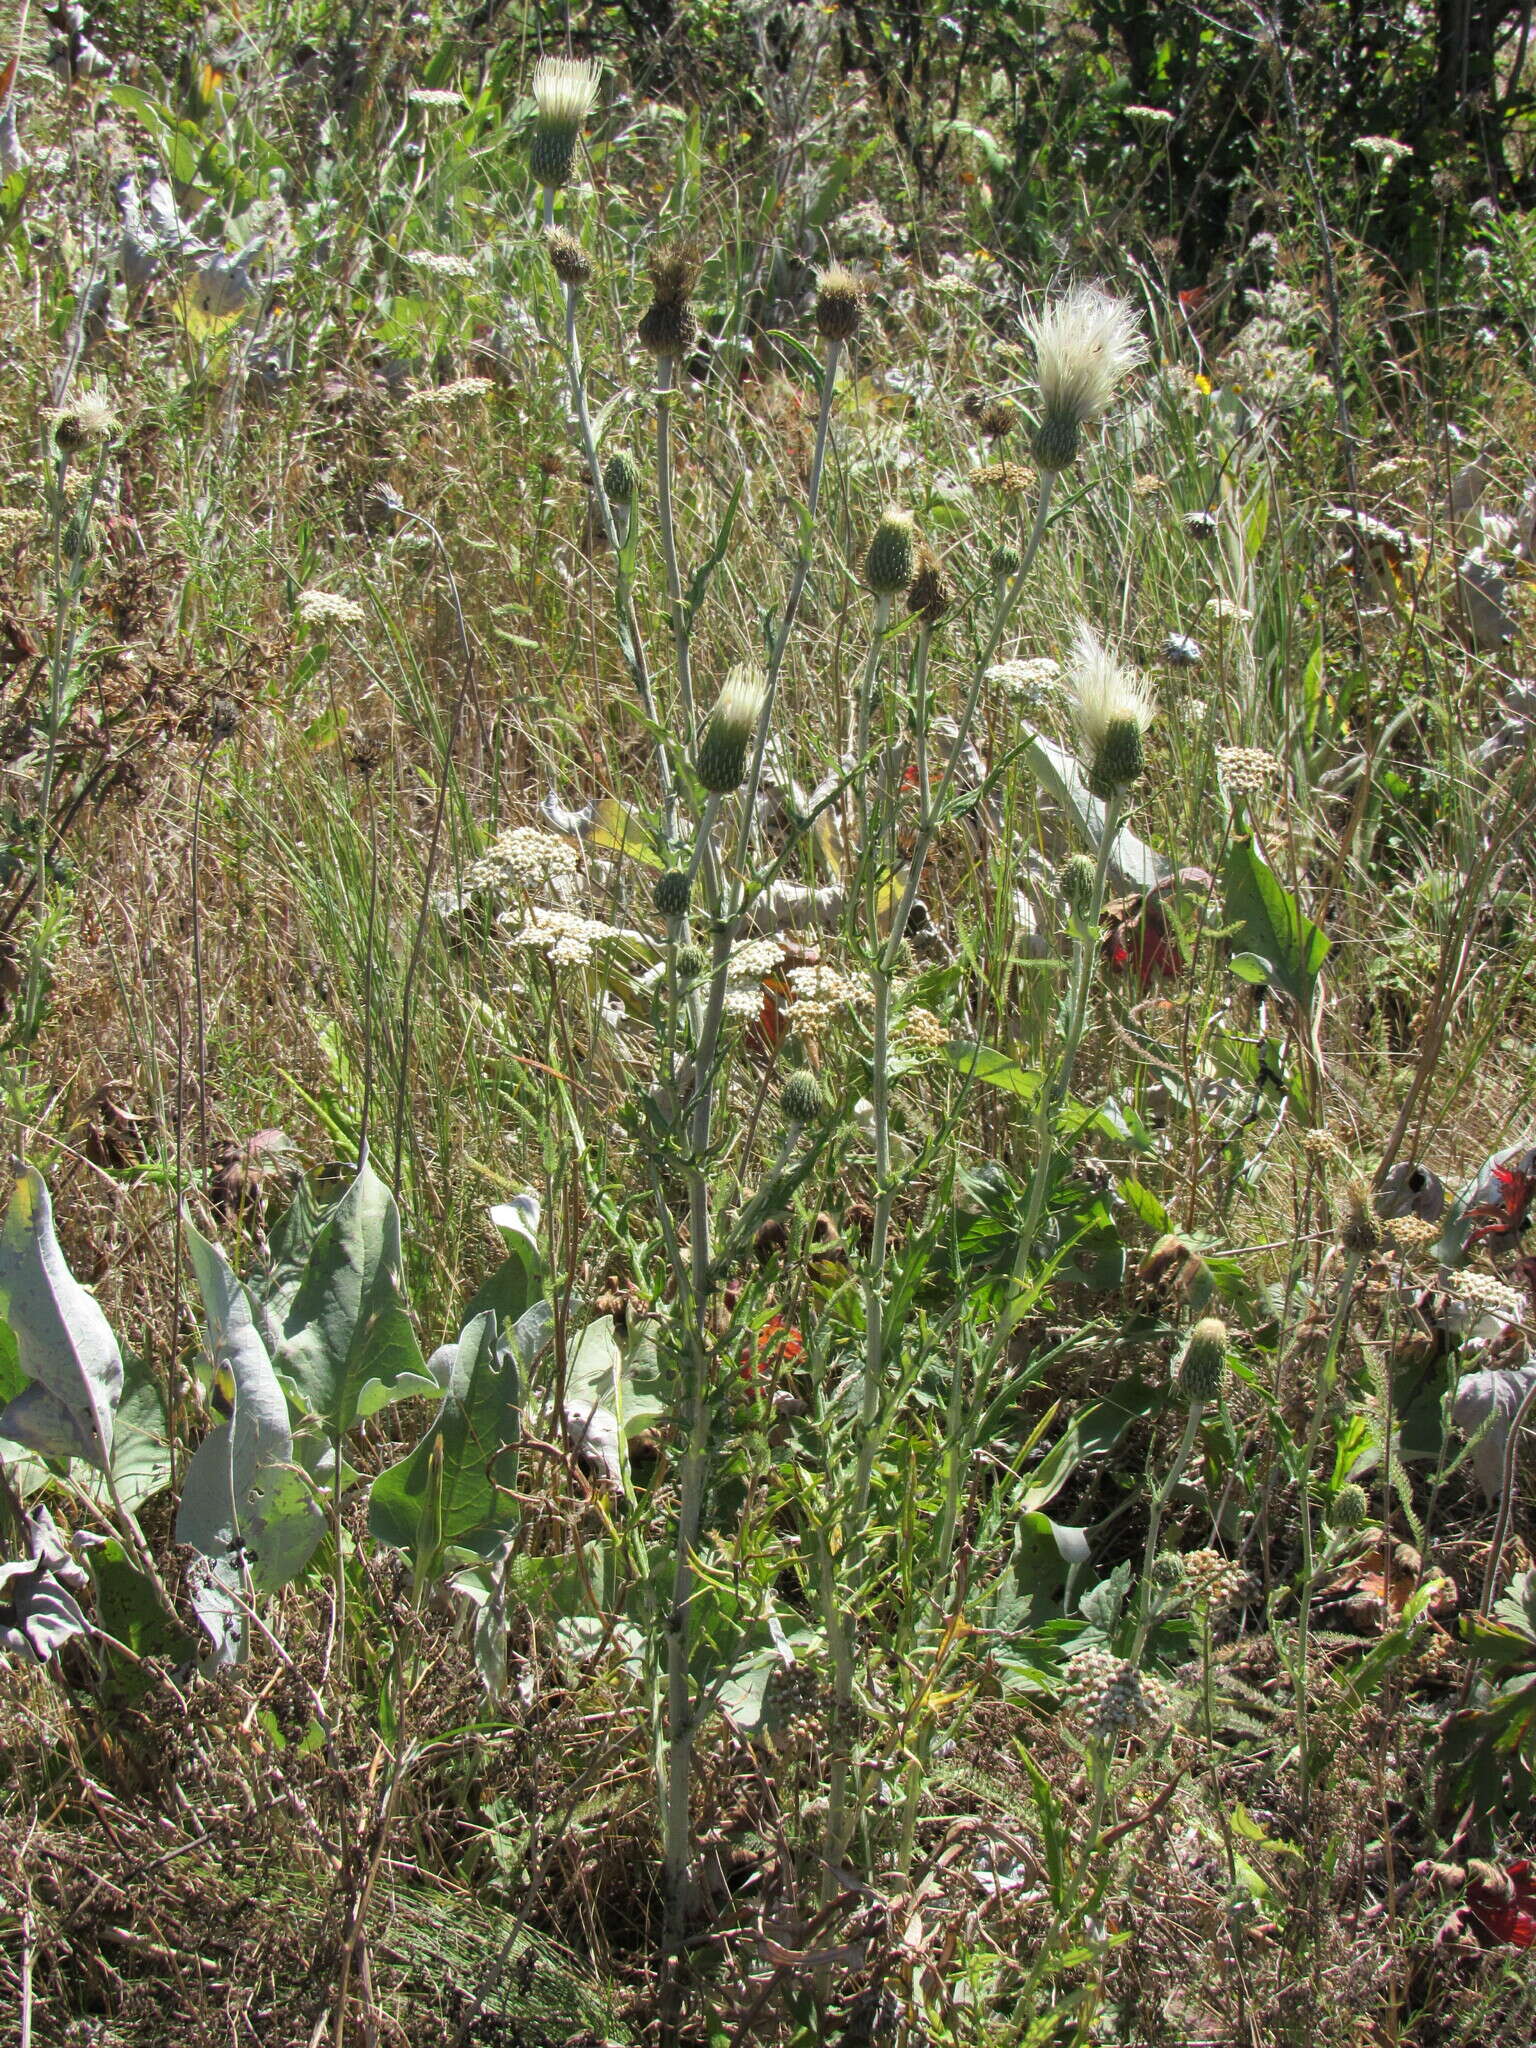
[
  {"x1": 532, "y1": 56, "x2": 600, "y2": 127},
  {"x1": 1068, "y1": 619, "x2": 1155, "y2": 798},
  {"x1": 529, "y1": 57, "x2": 600, "y2": 187},
  {"x1": 1025, "y1": 285, "x2": 1146, "y2": 470},
  {"x1": 696, "y1": 663, "x2": 769, "y2": 793}
]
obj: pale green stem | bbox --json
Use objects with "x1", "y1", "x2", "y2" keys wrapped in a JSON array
[
  {"x1": 561, "y1": 282, "x2": 676, "y2": 830},
  {"x1": 734, "y1": 334, "x2": 842, "y2": 874},
  {"x1": 656, "y1": 353, "x2": 696, "y2": 747},
  {"x1": 1054, "y1": 785, "x2": 1123, "y2": 1105}
]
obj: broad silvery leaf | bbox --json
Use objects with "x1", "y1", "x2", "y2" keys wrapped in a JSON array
[
  {"x1": 187, "y1": 1552, "x2": 248, "y2": 1669},
  {"x1": 274, "y1": 1152, "x2": 435, "y2": 1446},
  {"x1": 0, "y1": 1164, "x2": 122, "y2": 1472},
  {"x1": 177, "y1": 1221, "x2": 323, "y2": 1593},
  {"x1": 1451, "y1": 1365, "x2": 1536, "y2": 1499},
  {"x1": 0, "y1": 1555, "x2": 93, "y2": 1664}
]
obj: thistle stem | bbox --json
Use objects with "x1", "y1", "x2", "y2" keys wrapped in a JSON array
[{"x1": 656, "y1": 353, "x2": 696, "y2": 747}]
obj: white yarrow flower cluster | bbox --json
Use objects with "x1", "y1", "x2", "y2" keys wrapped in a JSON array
[
  {"x1": 465, "y1": 826, "x2": 580, "y2": 898},
  {"x1": 409, "y1": 88, "x2": 465, "y2": 109},
  {"x1": 409, "y1": 377, "x2": 494, "y2": 407},
  {"x1": 988, "y1": 655, "x2": 1065, "y2": 709},
  {"x1": 502, "y1": 905, "x2": 617, "y2": 968},
  {"x1": 1355, "y1": 134, "x2": 1411, "y2": 169},
  {"x1": 406, "y1": 250, "x2": 479, "y2": 279},
  {"x1": 296, "y1": 589, "x2": 366, "y2": 628}
]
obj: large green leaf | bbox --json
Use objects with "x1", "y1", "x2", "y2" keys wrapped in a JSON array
[
  {"x1": 274, "y1": 1154, "x2": 435, "y2": 1444},
  {"x1": 463, "y1": 1195, "x2": 544, "y2": 1330},
  {"x1": 176, "y1": 1221, "x2": 324, "y2": 1593},
  {"x1": 979, "y1": 1514, "x2": 1092, "y2": 1635},
  {"x1": 1222, "y1": 833, "x2": 1329, "y2": 1017},
  {"x1": 0, "y1": 1164, "x2": 122, "y2": 1472},
  {"x1": 77, "y1": 1351, "x2": 173, "y2": 1514},
  {"x1": 368, "y1": 1306, "x2": 540, "y2": 1564}
]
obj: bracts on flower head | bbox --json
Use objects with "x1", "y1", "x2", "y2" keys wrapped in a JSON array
[{"x1": 864, "y1": 508, "x2": 915, "y2": 597}]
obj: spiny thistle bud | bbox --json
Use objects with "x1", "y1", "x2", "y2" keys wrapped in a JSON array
[
  {"x1": 865, "y1": 507, "x2": 916, "y2": 596},
  {"x1": 978, "y1": 397, "x2": 1017, "y2": 440},
  {"x1": 1341, "y1": 1178, "x2": 1384, "y2": 1258},
  {"x1": 653, "y1": 868, "x2": 691, "y2": 918},
  {"x1": 989, "y1": 542, "x2": 1021, "y2": 583},
  {"x1": 546, "y1": 227, "x2": 592, "y2": 288},
  {"x1": 906, "y1": 546, "x2": 954, "y2": 626},
  {"x1": 603, "y1": 449, "x2": 639, "y2": 505},
  {"x1": 1151, "y1": 1551, "x2": 1187, "y2": 1589},
  {"x1": 1176, "y1": 1317, "x2": 1229, "y2": 1404},
  {"x1": 1025, "y1": 284, "x2": 1146, "y2": 473},
  {"x1": 1328, "y1": 1482, "x2": 1369, "y2": 1532},
  {"x1": 637, "y1": 296, "x2": 699, "y2": 359},
  {"x1": 1059, "y1": 853, "x2": 1098, "y2": 922},
  {"x1": 1067, "y1": 619, "x2": 1156, "y2": 800},
  {"x1": 676, "y1": 942, "x2": 708, "y2": 980},
  {"x1": 637, "y1": 243, "x2": 700, "y2": 358},
  {"x1": 781, "y1": 1070, "x2": 826, "y2": 1126},
  {"x1": 695, "y1": 664, "x2": 768, "y2": 794},
  {"x1": 814, "y1": 263, "x2": 864, "y2": 345},
  {"x1": 529, "y1": 56, "x2": 600, "y2": 190}
]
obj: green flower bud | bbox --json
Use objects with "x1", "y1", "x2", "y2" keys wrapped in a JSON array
[
  {"x1": 1151, "y1": 1551, "x2": 1186, "y2": 1588},
  {"x1": 1059, "y1": 853, "x2": 1097, "y2": 921},
  {"x1": 782, "y1": 1071, "x2": 826, "y2": 1126},
  {"x1": 676, "y1": 943, "x2": 708, "y2": 980},
  {"x1": 989, "y1": 542, "x2": 1021, "y2": 583},
  {"x1": 603, "y1": 450, "x2": 639, "y2": 504},
  {"x1": 1328, "y1": 1482, "x2": 1369, "y2": 1532},
  {"x1": 865, "y1": 508, "x2": 915, "y2": 596},
  {"x1": 653, "y1": 868, "x2": 691, "y2": 918},
  {"x1": 1176, "y1": 1317, "x2": 1229, "y2": 1404}
]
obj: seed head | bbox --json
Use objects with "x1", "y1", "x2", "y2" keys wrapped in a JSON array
[
  {"x1": 782, "y1": 1071, "x2": 826, "y2": 1127},
  {"x1": 1162, "y1": 631, "x2": 1203, "y2": 668},
  {"x1": 546, "y1": 227, "x2": 592, "y2": 288},
  {"x1": 529, "y1": 57, "x2": 600, "y2": 189},
  {"x1": 603, "y1": 449, "x2": 639, "y2": 504},
  {"x1": 1067, "y1": 619, "x2": 1156, "y2": 799},
  {"x1": 865, "y1": 507, "x2": 916, "y2": 596},
  {"x1": 695, "y1": 664, "x2": 768, "y2": 793},
  {"x1": 1176, "y1": 1316, "x2": 1229, "y2": 1404},
  {"x1": 653, "y1": 868, "x2": 691, "y2": 919},
  {"x1": 1024, "y1": 285, "x2": 1146, "y2": 471},
  {"x1": 906, "y1": 546, "x2": 955, "y2": 625},
  {"x1": 1328, "y1": 1482, "x2": 1370, "y2": 1532},
  {"x1": 978, "y1": 397, "x2": 1017, "y2": 440},
  {"x1": 814, "y1": 264, "x2": 864, "y2": 344},
  {"x1": 647, "y1": 242, "x2": 700, "y2": 303}
]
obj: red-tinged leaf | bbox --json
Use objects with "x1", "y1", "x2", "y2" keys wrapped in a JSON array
[
  {"x1": 741, "y1": 1316, "x2": 804, "y2": 1386},
  {"x1": 0, "y1": 55, "x2": 17, "y2": 103},
  {"x1": 1466, "y1": 1862, "x2": 1536, "y2": 1948}
]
